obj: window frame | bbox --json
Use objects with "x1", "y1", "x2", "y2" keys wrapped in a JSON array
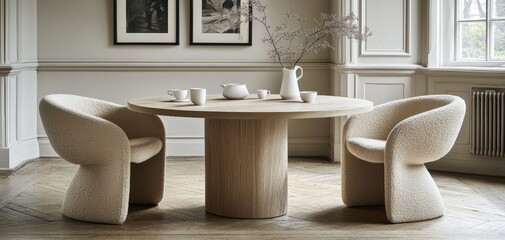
[{"x1": 443, "y1": 0, "x2": 505, "y2": 67}]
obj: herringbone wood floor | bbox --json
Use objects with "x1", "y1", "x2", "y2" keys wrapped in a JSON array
[{"x1": 1, "y1": 158, "x2": 505, "y2": 239}]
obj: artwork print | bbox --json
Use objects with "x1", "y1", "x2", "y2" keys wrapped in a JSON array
[
  {"x1": 201, "y1": 0, "x2": 241, "y2": 34},
  {"x1": 190, "y1": 0, "x2": 252, "y2": 45},
  {"x1": 127, "y1": 0, "x2": 168, "y2": 33},
  {"x1": 114, "y1": 0, "x2": 179, "y2": 45}
]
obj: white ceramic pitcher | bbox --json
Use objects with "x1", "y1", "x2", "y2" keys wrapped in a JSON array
[{"x1": 280, "y1": 66, "x2": 303, "y2": 100}]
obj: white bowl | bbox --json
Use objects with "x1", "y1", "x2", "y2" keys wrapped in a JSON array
[{"x1": 300, "y1": 91, "x2": 317, "y2": 103}]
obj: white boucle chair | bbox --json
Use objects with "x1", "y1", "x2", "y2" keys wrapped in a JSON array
[
  {"x1": 341, "y1": 95, "x2": 466, "y2": 223},
  {"x1": 39, "y1": 94, "x2": 166, "y2": 224}
]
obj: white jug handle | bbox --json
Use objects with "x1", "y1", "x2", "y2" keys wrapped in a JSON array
[{"x1": 294, "y1": 66, "x2": 304, "y2": 81}]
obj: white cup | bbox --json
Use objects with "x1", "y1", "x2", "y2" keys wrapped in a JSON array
[
  {"x1": 300, "y1": 91, "x2": 317, "y2": 103},
  {"x1": 167, "y1": 89, "x2": 188, "y2": 101},
  {"x1": 190, "y1": 88, "x2": 206, "y2": 105},
  {"x1": 257, "y1": 89, "x2": 271, "y2": 99}
]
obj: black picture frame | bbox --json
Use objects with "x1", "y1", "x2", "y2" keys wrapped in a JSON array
[
  {"x1": 190, "y1": 0, "x2": 252, "y2": 46},
  {"x1": 114, "y1": 0, "x2": 179, "y2": 45}
]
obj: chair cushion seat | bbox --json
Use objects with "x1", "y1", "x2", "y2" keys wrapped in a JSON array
[
  {"x1": 347, "y1": 137, "x2": 386, "y2": 163},
  {"x1": 129, "y1": 137, "x2": 163, "y2": 163}
]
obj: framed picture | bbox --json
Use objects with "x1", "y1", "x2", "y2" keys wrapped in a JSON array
[
  {"x1": 190, "y1": 0, "x2": 252, "y2": 45},
  {"x1": 114, "y1": 0, "x2": 179, "y2": 45}
]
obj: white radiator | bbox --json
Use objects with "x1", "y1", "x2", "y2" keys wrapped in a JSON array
[{"x1": 471, "y1": 88, "x2": 505, "y2": 157}]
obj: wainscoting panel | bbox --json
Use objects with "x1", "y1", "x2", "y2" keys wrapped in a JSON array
[
  {"x1": 37, "y1": 66, "x2": 333, "y2": 159},
  {"x1": 0, "y1": 0, "x2": 5, "y2": 64},
  {"x1": 6, "y1": 75, "x2": 17, "y2": 146},
  {"x1": 18, "y1": 71, "x2": 38, "y2": 142},
  {"x1": 425, "y1": 72, "x2": 505, "y2": 177},
  {"x1": 0, "y1": 76, "x2": 8, "y2": 149},
  {"x1": 0, "y1": 72, "x2": 39, "y2": 169},
  {"x1": 356, "y1": 75, "x2": 413, "y2": 105},
  {"x1": 432, "y1": 80, "x2": 471, "y2": 153},
  {"x1": 38, "y1": 136, "x2": 330, "y2": 158},
  {"x1": 330, "y1": 65, "x2": 419, "y2": 162}
]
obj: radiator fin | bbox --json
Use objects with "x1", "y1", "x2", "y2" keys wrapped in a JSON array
[{"x1": 472, "y1": 89, "x2": 505, "y2": 157}]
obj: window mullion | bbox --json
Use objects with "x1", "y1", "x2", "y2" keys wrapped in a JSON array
[
  {"x1": 487, "y1": 0, "x2": 492, "y2": 61},
  {"x1": 458, "y1": 19, "x2": 487, "y2": 22}
]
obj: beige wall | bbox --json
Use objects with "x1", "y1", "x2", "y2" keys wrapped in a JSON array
[
  {"x1": 36, "y1": 0, "x2": 334, "y2": 157},
  {"x1": 38, "y1": 0, "x2": 331, "y2": 61}
]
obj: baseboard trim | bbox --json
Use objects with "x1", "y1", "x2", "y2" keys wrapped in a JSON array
[
  {"x1": 37, "y1": 137, "x2": 57, "y2": 157},
  {"x1": 166, "y1": 137, "x2": 204, "y2": 156},
  {"x1": 288, "y1": 137, "x2": 330, "y2": 157},
  {"x1": 427, "y1": 153, "x2": 505, "y2": 177},
  {"x1": 37, "y1": 61, "x2": 332, "y2": 72},
  {"x1": 0, "y1": 138, "x2": 39, "y2": 169}
]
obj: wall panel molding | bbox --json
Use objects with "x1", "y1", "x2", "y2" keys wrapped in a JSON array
[
  {"x1": 0, "y1": 62, "x2": 38, "y2": 75},
  {"x1": 37, "y1": 61, "x2": 332, "y2": 72},
  {"x1": 0, "y1": 74, "x2": 18, "y2": 149},
  {"x1": 334, "y1": 64, "x2": 420, "y2": 75},
  {"x1": 356, "y1": 74, "x2": 413, "y2": 104},
  {"x1": 360, "y1": 0, "x2": 411, "y2": 56},
  {"x1": 5, "y1": 0, "x2": 17, "y2": 63},
  {"x1": 420, "y1": 68, "x2": 505, "y2": 78},
  {"x1": 0, "y1": 0, "x2": 5, "y2": 64},
  {"x1": 0, "y1": 75, "x2": 7, "y2": 149},
  {"x1": 333, "y1": 65, "x2": 505, "y2": 79}
]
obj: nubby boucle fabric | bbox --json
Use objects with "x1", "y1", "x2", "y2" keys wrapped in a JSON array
[
  {"x1": 341, "y1": 95, "x2": 466, "y2": 223},
  {"x1": 39, "y1": 94, "x2": 166, "y2": 224}
]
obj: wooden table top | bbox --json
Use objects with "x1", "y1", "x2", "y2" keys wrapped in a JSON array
[{"x1": 128, "y1": 94, "x2": 373, "y2": 120}]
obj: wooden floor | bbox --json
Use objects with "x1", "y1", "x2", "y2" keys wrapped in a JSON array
[{"x1": 1, "y1": 158, "x2": 505, "y2": 239}]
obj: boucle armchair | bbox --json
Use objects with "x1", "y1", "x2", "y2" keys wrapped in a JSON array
[
  {"x1": 39, "y1": 94, "x2": 166, "y2": 224},
  {"x1": 341, "y1": 95, "x2": 466, "y2": 223}
]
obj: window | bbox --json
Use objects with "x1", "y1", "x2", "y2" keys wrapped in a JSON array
[{"x1": 455, "y1": 0, "x2": 505, "y2": 62}]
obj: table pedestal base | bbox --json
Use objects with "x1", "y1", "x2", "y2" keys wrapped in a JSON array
[{"x1": 205, "y1": 119, "x2": 288, "y2": 218}]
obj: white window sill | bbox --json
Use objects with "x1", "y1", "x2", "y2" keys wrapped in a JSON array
[{"x1": 420, "y1": 66, "x2": 505, "y2": 76}]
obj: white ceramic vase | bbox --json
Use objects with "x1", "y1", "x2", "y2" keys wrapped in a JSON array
[{"x1": 280, "y1": 66, "x2": 304, "y2": 100}]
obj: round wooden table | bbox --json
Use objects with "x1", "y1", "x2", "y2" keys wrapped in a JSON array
[{"x1": 128, "y1": 94, "x2": 373, "y2": 219}]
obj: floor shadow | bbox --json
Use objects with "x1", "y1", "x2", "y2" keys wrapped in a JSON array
[
  {"x1": 128, "y1": 204, "x2": 158, "y2": 213},
  {"x1": 126, "y1": 205, "x2": 209, "y2": 222},
  {"x1": 305, "y1": 205, "x2": 389, "y2": 225}
]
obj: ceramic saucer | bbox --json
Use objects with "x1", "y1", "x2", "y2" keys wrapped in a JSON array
[{"x1": 170, "y1": 99, "x2": 190, "y2": 102}]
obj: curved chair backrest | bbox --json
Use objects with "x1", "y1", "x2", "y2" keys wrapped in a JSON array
[
  {"x1": 41, "y1": 94, "x2": 122, "y2": 118},
  {"x1": 386, "y1": 94, "x2": 462, "y2": 120},
  {"x1": 39, "y1": 94, "x2": 129, "y2": 165},
  {"x1": 350, "y1": 95, "x2": 465, "y2": 141},
  {"x1": 386, "y1": 95, "x2": 466, "y2": 164}
]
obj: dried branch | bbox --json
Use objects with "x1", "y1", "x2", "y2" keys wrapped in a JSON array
[{"x1": 234, "y1": 0, "x2": 370, "y2": 69}]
